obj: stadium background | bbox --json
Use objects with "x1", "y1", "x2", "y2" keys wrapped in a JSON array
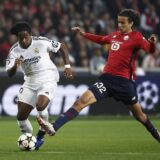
[
  {"x1": 0, "y1": 70, "x2": 160, "y2": 116},
  {"x1": 0, "y1": 0, "x2": 160, "y2": 116}
]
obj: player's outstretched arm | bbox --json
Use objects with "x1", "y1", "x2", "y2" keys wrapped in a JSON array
[
  {"x1": 7, "y1": 58, "x2": 22, "y2": 77},
  {"x1": 138, "y1": 34, "x2": 157, "y2": 53},
  {"x1": 59, "y1": 43, "x2": 73, "y2": 80},
  {"x1": 72, "y1": 26, "x2": 109, "y2": 45}
]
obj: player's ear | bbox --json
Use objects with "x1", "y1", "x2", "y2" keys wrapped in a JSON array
[{"x1": 130, "y1": 21, "x2": 133, "y2": 28}]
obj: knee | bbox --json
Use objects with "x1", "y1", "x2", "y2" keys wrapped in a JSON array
[
  {"x1": 17, "y1": 113, "x2": 28, "y2": 121},
  {"x1": 73, "y1": 98, "x2": 84, "y2": 107},
  {"x1": 73, "y1": 98, "x2": 87, "y2": 111},
  {"x1": 36, "y1": 103, "x2": 46, "y2": 111}
]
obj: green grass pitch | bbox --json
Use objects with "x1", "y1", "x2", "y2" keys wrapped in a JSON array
[{"x1": 0, "y1": 116, "x2": 160, "y2": 160}]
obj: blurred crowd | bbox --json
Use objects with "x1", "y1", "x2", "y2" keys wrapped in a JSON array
[{"x1": 0, "y1": 0, "x2": 160, "y2": 74}]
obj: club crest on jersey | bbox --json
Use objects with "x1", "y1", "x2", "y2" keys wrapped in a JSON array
[
  {"x1": 113, "y1": 35, "x2": 117, "y2": 38},
  {"x1": 124, "y1": 35, "x2": 129, "y2": 40},
  {"x1": 34, "y1": 48, "x2": 39, "y2": 54}
]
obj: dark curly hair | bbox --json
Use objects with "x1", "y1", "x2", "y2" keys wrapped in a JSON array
[
  {"x1": 10, "y1": 21, "x2": 31, "y2": 36},
  {"x1": 118, "y1": 9, "x2": 140, "y2": 26}
]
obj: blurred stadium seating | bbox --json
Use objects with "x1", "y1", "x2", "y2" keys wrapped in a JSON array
[{"x1": 0, "y1": 0, "x2": 159, "y2": 72}]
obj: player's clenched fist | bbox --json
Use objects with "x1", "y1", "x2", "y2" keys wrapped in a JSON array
[
  {"x1": 72, "y1": 27, "x2": 85, "y2": 36},
  {"x1": 14, "y1": 58, "x2": 23, "y2": 67},
  {"x1": 64, "y1": 68, "x2": 73, "y2": 80},
  {"x1": 148, "y1": 34, "x2": 157, "y2": 44}
]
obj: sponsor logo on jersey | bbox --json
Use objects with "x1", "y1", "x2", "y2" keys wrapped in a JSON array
[
  {"x1": 34, "y1": 48, "x2": 39, "y2": 54},
  {"x1": 111, "y1": 42, "x2": 120, "y2": 51},
  {"x1": 23, "y1": 56, "x2": 41, "y2": 65}
]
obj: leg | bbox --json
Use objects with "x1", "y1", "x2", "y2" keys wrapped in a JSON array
[
  {"x1": 35, "y1": 95, "x2": 50, "y2": 149},
  {"x1": 36, "y1": 95, "x2": 49, "y2": 133},
  {"x1": 36, "y1": 94, "x2": 50, "y2": 130},
  {"x1": 17, "y1": 101, "x2": 33, "y2": 133},
  {"x1": 37, "y1": 90, "x2": 97, "y2": 135},
  {"x1": 128, "y1": 102, "x2": 160, "y2": 142},
  {"x1": 36, "y1": 95, "x2": 49, "y2": 111},
  {"x1": 53, "y1": 90, "x2": 97, "y2": 131},
  {"x1": 37, "y1": 78, "x2": 109, "y2": 135},
  {"x1": 36, "y1": 81, "x2": 58, "y2": 148}
]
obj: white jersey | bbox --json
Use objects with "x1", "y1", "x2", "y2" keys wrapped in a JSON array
[{"x1": 6, "y1": 36, "x2": 61, "y2": 89}]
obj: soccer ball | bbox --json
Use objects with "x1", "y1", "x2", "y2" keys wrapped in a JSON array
[
  {"x1": 17, "y1": 133, "x2": 37, "y2": 151},
  {"x1": 137, "y1": 81, "x2": 159, "y2": 110}
]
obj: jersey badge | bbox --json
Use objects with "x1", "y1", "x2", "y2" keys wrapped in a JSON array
[
  {"x1": 113, "y1": 35, "x2": 117, "y2": 38},
  {"x1": 34, "y1": 48, "x2": 39, "y2": 54},
  {"x1": 124, "y1": 35, "x2": 129, "y2": 41}
]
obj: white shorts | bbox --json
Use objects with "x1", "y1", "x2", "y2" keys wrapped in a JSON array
[{"x1": 17, "y1": 81, "x2": 57, "y2": 107}]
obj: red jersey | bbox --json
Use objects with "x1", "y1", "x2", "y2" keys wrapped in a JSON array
[{"x1": 84, "y1": 31, "x2": 155, "y2": 80}]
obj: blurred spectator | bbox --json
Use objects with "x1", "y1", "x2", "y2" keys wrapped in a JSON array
[
  {"x1": 116, "y1": 0, "x2": 139, "y2": 12},
  {"x1": 142, "y1": 42, "x2": 160, "y2": 70},
  {"x1": 89, "y1": 45, "x2": 106, "y2": 75},
  {"x1": 0, "y1": 0, "x2": 158, "y2": 70},
  {"x1": 95, "y1": 12, "x2": 112, "y2": 34},
  {"x1": 140, "y1": 4, "x2": 159, "y2": 37},
  {"x1": 154, "y1": 0, "x2": 160, "y2": 36},
  {"x1": 0, "y1": 28, "x2": 11, "y2": 66},
  {"x1": 93, "y1": 0, "x2": 107, "y2": 15}
]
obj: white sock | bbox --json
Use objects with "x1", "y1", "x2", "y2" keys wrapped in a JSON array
[
  {"x1": 17, "y1": 119, "x2": 33, "y2": 134},
  {"x1": 37, "y1": 108, "x2": 49, "y2": 121}
]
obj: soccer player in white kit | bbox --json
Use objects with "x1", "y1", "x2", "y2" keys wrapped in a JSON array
[{"x1": 6, "y1": 22, "x2": 73, "y2": 149}]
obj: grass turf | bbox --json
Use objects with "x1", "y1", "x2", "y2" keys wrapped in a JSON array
[{"x1": 0, "y1": 116, "x2": 160, "y2": 160}]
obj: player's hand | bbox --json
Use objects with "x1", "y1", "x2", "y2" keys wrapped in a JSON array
[
  {"x1": 71, "y1": 27, "x2": 85, "y2": 36},
  {"x1": 14, "y1": 58, "x2": 22, "y2": 67},
  {"x1": 148, "y1": 34, "x2": 157, "y2": 44},
  {"x1": 64, "y1": 68, "x2": 74, "y2": 80}
]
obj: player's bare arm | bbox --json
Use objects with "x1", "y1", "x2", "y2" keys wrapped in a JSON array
[
  {"x1": 7, "y1": 58, "x2": 22, "y2": 77},
  {"x1": 59, "y1": 43, "x2": 73, "y2": 80}
]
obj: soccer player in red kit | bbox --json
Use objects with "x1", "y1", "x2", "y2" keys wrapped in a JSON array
[{"x1": 37, "y1": 9, "x2": 160, "y2": 142}]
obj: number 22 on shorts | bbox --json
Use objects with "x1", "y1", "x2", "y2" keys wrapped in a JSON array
[{"x1": 94, "y1": 82, "x2": 106, "y2": 93}]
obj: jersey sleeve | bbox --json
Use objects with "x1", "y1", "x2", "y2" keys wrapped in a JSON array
[
  {"x1": 136, "y1": 33, "x2": 156, "y2": 53},
  {"x1": 48, "y1": 40, "x2": 61, "y2": 53},
  {"x1": 6, "y1": 51, "x2": 16, "y2": 71},
  {"x1": 84, "y1": 33, "x2": 111, "y2": 45}
]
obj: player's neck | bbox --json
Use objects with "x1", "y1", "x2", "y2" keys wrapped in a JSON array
[{"x1": 123, "y1": 29, "x2": 133, "y2": 34}]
